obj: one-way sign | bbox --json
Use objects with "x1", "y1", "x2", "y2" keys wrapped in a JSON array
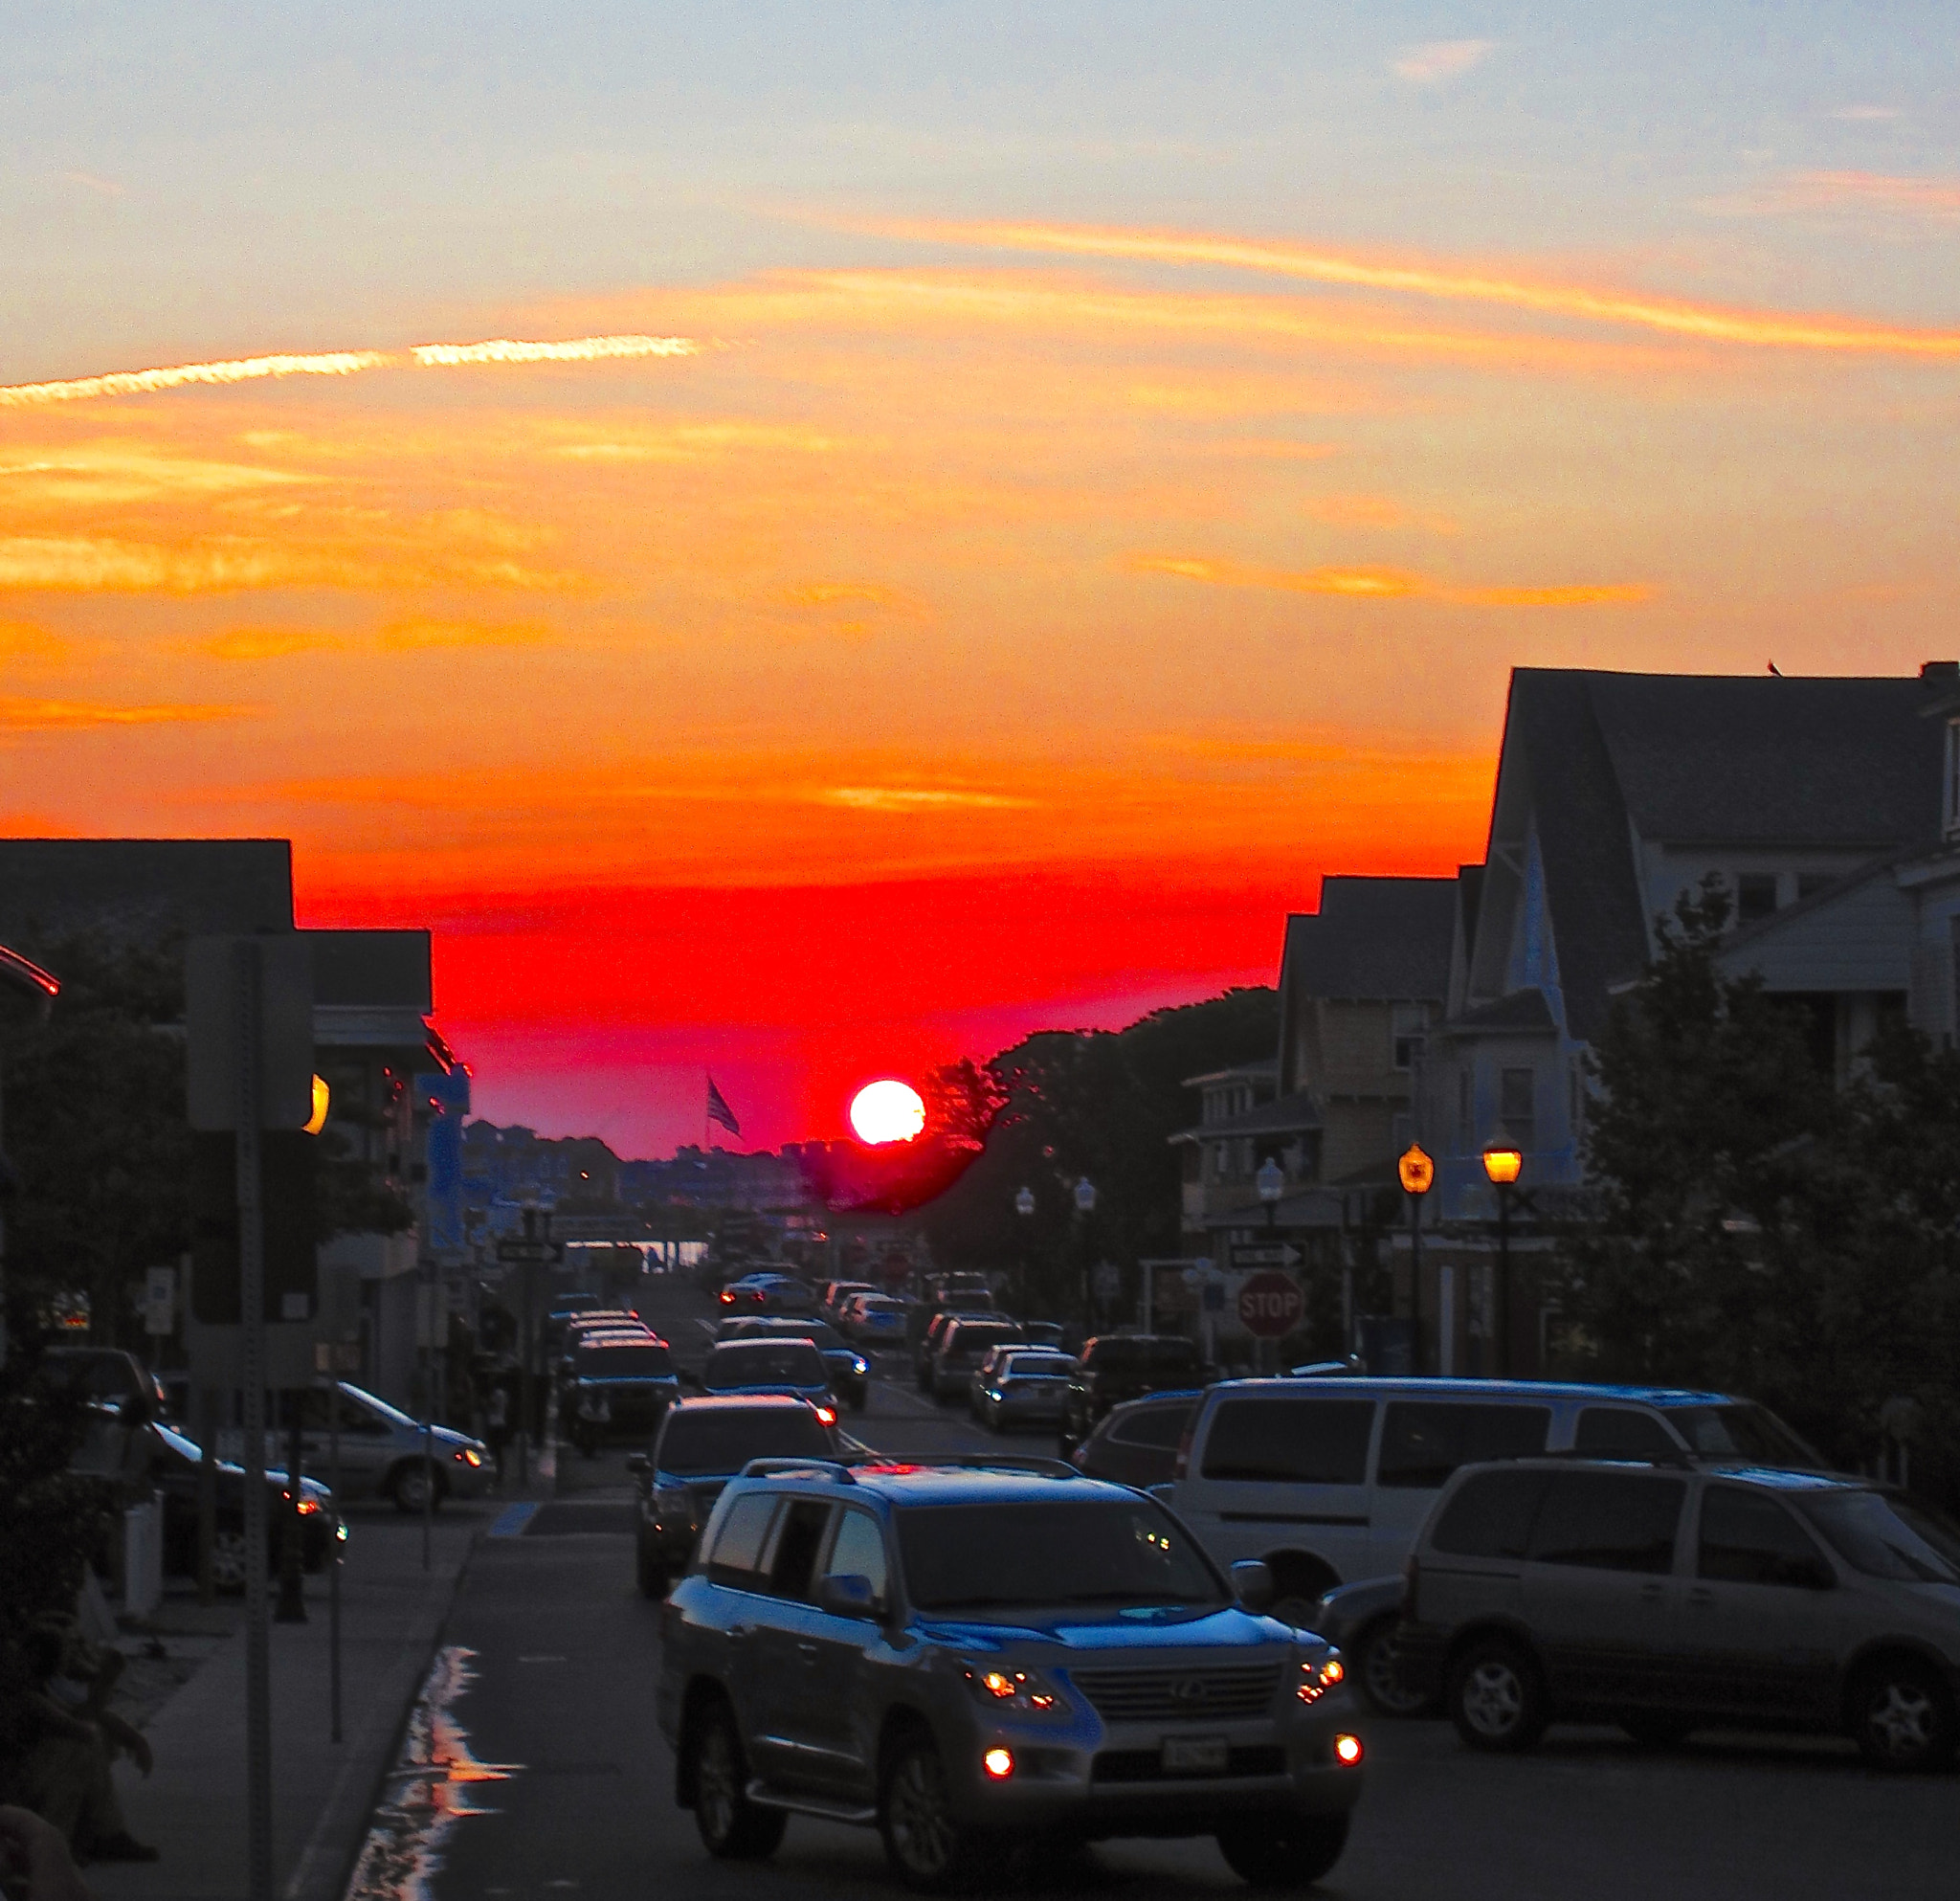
[
  {"x1": 496, "y1": 1238, "x2": 559, "y2": 1266},
  {"x1": 1230, "y1": 1241, "x2": 1302, "y2": 1269}
]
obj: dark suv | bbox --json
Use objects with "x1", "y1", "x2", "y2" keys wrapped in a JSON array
[
  {"x1": 1399, "y1": 1456, "x2": 1960, "y2": 1770},
  {"x1": 1059, "y1": 1336, "x2": 1210, "y2": 1458},
  {"x1": 657, "y1": 1459, "x2": 1365, "y2": 1890},
  {"x1": 927, "y1": 1317, "x2": 1026, "y2": 1404}
]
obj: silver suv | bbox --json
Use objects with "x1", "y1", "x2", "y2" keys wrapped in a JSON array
[
  {"x1": 657, "y1": 1458, "x2": 1366, "y2": 1890},
  {"x1": 1398, "y1": 1457, "x2": 1960, "y2": 1771}
]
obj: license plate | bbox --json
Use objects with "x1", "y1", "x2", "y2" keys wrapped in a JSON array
[{"x1": 1161, "y1": 1734, "x2": 1229, "y2": 1774}]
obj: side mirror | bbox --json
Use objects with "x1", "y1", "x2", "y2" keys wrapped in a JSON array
[
  {"x1": 1231, "y1": 1559, "x2": 1276, "y2": 1616},
  {"x1": 817, "y1": 1573, "x2": 879, "y2": 1619},
  {"x1": 624, "y1": 1453, "x2": 650, "y2": 1478}
]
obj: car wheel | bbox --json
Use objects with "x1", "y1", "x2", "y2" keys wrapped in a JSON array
[
  {"x1": 1448, "y1": 1637, "x2": 1548, "y2": 1753},
  {"x1": 1354, "y1": 1616, "x2": 1432, "y2": 1719},
  {"x1": 879, "y1": 1729, "x2": 1001, "y2": 1892},
  {"x1": 1851, "y1": 1658, "x2": 1957, "y2": 1771},
  {"x1": 211, "y1": 1528, "x2": 249, "y2": 1593},
  {"x1": 1214, "y1": 1813, "x2": 1350, "y2": 1888},
  {"x1": 389, "y1": 1461, "x2": 447, "y2": 1515},
  {"x1": 1620, "y1": 1711, "x2": 1696, "y2": 1750},
  {"x1": 688, "y1": 1699, "x2": 787, "y2": 1859},
  {"x1": 635, "y1": 1535, "x2": 668, "y2": 1601}
]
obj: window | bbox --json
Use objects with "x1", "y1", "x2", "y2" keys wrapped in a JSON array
[
  {"x1": 1111, "y1": 1399, "x2": 1200, "y2": 1450},
  {"x1": 1376, "y1": 1402, "x2": 1550, "y2": 1489},
  {"x1": 823, "y1": 1510, "x2": 890, "y2": 1610},
  {"x1": 1528, "y1": 1472, "x2": 1684, "y2": 1575},
  {"x1": 1573, "y1": 1407, "x2": 1682, "y2": 1462},
  {"x1": 763, "y1": 1499, "x2": 835, "y2": 1599},
  {"x1": 1736, "y1": 873, "x2": 1778, "y2": 926},
  {"x1": 1391, "y1": 1002, "x2": 1427, "y2": 1070},
  {"x1": 1499, "y1": 1068, "x2": 1534, "y2": 1144},
  {"x1": 706, "y1": 1494, "x2": 778, "y2": 1587},
  {"x1": 1697, "y1": 1487, "x2": 1832, "y2": 1589},
  {"x1": 1200, "y1": 1398, "x2": 1375, "y2": 1486},
  {"x1": 1431, "y1": 1469, "x2": 1550, "y2": 1559}
]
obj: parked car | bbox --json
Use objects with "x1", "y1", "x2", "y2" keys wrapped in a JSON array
[
  {"x1": 969, "y1": 1349, "x2": 1077, "y2": 1434},
  {"x1": 838, "y1": 1293, "x2": 908, "y2": 1349},
  {"x1": 911, "y1": 1306, "x2": 997, "y2": 1390},
  {"x1": 927, "y1": 1316, "x2": 1026, "y2": 1403},
  {"x1": 700, "y1": 1340, "x2": 837, "y2": 1424},
  {"x1": 716, "y1": 1317, "x2": 869, "y2": 1411},
  {"x1": 1059, "y1": 1336, "x2": 1211, "y2": 1459},
  {"x1": 39, "y1": 1347, "x2": 169, "y2": 1422},
  {"x1": 928, "y1": 1271, "x2": 995, "y2": 1308},
  {"x1": 628, "y1": 1396, "x2": 841, "y2": 1599},
  {"x1": 145, "y1": 1422, "x2": 345, "y2": 1589},
  {"x1": 1071, "y1": 1390, "x2": 1204, "y2": 1490},
  {"x1": 566, "y1": 1332, "x2": 681, "y2": 1454},
  {"x1": 657, "y1": 1460, "x2": 1365, "y2": 1890},
  {"x1": 1161, "y1": 1376, "x2": 1825, "y2": 1621},
  {"x1": 1397, "y1": 1457, "x2": 1960, "y2": 1770},
  {"x1": 252, "y1": 1381, "x2": 491, "y2": 1514},
  {"x1": 821, "y1": 1280, "x2": 880, "y2": 1323}
]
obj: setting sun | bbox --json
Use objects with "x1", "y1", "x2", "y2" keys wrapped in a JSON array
[{"x1": 850, "y1": 1079, "x2": 927, "y2": 1146}]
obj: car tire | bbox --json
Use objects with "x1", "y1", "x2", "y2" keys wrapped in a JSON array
[
  {"x1": 1620, "y1": 1711, "x2": 1696, "y2": 1750},
  {"x1": 688, "y1": 1699, "x2": 787, "y2": 1859},
  {"x1": 1850, "y1": 1657, "x2": 1958, "y2": 1772},
  {"x1": 635, "y1": 1535, "x2": 668, "y2": 1601},
  {"x1": 1447, "y1": 1637, "x2": 1548, "y2": 1754},
  {"x1": 879, "y1": 1728, "x2": 1003, "y2": 1893},
  {"x1": 1354, "y1": 1616, "x2": 1433, "y2": 1719},
  {"x1": 1214, "y1": 1812, "x2": 1349, "y2": 1888},
  {"x1": 388, "y1": 1460, "x2": 447, "y2": 1515}
]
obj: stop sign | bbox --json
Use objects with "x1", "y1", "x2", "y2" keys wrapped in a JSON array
[{"x1": 1237, "y1": 1270, "x2": 1303, "y2": 1338}]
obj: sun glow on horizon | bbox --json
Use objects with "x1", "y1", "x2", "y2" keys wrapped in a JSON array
[{"x1": 850, "y1": 1080, "x2": 927, "y2": 1146}]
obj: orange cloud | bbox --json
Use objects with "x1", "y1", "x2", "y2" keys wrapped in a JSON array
[
  {"x1": 1129, "y1": 553, "x2": 1651, "y2": 608},
  {"x1": 0, "y1": 695, "x2": 250, "y2": 731},
  {"x1": 196, "y1": 627, "x2": 353, "y2": 660},
  {"x1": 1716, "y1": 171, "x2": 1960, "y2": 219},
  {"x1": 1305, "y1": 493, "x2": 1458, "y2": 534},
  {"x1": 377, "y1": 615, "x2": 552, "y2": 650},
  {"x1": 853, "y1": 216, "x2": 1960, "y2": 357}
]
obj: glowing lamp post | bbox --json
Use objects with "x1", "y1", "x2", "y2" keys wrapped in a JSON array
[
  {"x1": 1481, "y1": 1145, "x2": 1524, "y2": 1377},
  {"x1": 1396, "y1": 1144, "x2": 1435, "y2": 1377}
]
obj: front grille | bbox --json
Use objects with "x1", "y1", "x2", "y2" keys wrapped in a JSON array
[
  {"x1": 1070, "y1": 1664, "x2": 1281, "y2": 1723},
  {"x1": 1092, "y1": 1745, "x2": 1286, "y2": 1783}
]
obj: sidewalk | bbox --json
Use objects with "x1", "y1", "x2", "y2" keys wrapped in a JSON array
[{"x1": 86, "y1": 1478, "x2": 544, "y2": 1901}]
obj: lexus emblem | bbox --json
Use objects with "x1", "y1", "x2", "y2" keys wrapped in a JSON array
[{"x1": 1171, "y1": 1678, "x2": 1210, "y2": 1706}]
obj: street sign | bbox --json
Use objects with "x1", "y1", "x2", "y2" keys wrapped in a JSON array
[
  {"x1": 1237, "y1": 1270, "x2": 1304, "y2": 1338},
  {"x1": 143, "y1": 1265, "x2": 177, "y2": 1336},
  {"x1": 496, "y1": 1238, "x2": 558, "y2": 1266},
  {"x1": 186, "y1": 935, "x2": 315, "y2": 1132},
  {"x1": 1230, "y1": 1241, "x2": 1301, "y2": 1270}
]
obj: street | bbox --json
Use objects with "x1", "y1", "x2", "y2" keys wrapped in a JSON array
[{"x1": 340, "y1": 1277, "x2": 1954, "y2": 1901}]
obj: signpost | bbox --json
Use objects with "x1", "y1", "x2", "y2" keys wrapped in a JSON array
[{"x1": 1237, "y1": 1269, "x2": 1304, "y2": 1339}]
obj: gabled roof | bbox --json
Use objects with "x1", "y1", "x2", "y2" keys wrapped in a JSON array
[
  {"x1": 1181, "y1": 1057, "x2": 1278, "y2": 1088},
  {"x1": 1281, "y1": 876, "x2": 1457, "y2": 1001},
  {"x1": 1449, "y1": 987, "x2": 1557, "y2": 1034}
]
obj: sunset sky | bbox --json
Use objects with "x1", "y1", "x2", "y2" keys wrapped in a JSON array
[{"x1": 5, "y1": 5, "x2": 1958, "y2": 1152}]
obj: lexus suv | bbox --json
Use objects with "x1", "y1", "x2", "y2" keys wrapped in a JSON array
[{"x1": 657, "y1": 1458, "x2": 1366, "y2": 1890}]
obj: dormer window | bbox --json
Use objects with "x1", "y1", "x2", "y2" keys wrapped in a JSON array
[{"x1": 1947, "y1": 717, "x2": 1960, "y2": 839}]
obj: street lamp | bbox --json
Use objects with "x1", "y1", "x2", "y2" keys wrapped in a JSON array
[
  {"x1": 1015, "y1": 1186, "x2": 1036, "y2": 1219},
  {"x1": 1074, "y1": 1177, "x2": 1097, "y2": 1215},
  {"x1": 1481, "y1": 1145, "x2": 1524, "y2": 1377},
  {"x1": 1073, "y1": 1178, "x2": 1097, "y2": 1337},
  {"x1": 1013, "y1": 1186, "x2": 1036, "y2": 1312},
  {"x1": 1396, "y1": 1145, "x2": 1435, "y2": 1377}
]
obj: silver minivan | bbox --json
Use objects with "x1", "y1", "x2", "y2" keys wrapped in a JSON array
[
  {"x1": 1398, "y1": 1458, "x2": 1960, "y2": 1771},
  {"x1": 1162, "y1": 1377, "x2": 1820, "y2": 1618},
  {"x1": 229, "y1": 1382, "x2": 490, "y2": 1512}
]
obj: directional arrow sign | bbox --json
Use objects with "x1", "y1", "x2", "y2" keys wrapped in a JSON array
[
  {"x1": 1230, "y1": 1242, "x2": 1302, "y2": 1270},
  {"x1": 495, "y1": 1238, "x2": 558, "y2": 1265}
]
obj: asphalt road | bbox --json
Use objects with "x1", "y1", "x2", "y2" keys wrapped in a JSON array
[{"x1": 345, "y1": 1278, "x2": 1956, "y2": 1901}]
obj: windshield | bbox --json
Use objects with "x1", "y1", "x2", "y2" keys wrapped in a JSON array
[
  {"x1": 657, "y1": 1408, "x2": 833, "y2": 1475},
  {"x1": 1669, "y1": 1404, "x2": 1822, "y2": 1468},
  {"x1": 1794, "y1": 1491, "x2": 1960, "y2": 1585},
  {"x1": 705, "y1": 1343, "x2": 827, "y2": 1389},
  {"x1": 340, "y1": 1382, "x2": 417, "y2": 1430},
  {"x1": 895, "y1": 1497, "x2": 1225, "y2": 1613},
  {"x1": 578, "y1": 1344, "x2": 674, "y2": 1377}
]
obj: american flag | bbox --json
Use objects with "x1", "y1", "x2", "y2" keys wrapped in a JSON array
[{"x1": 705, "y1": 1075, "x2": 741, "y2": 1137}]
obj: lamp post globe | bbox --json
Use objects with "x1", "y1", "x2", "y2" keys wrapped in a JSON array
[
  {"x1": 1014, "y1": 1186, "x2": 1036, "y2": 1219},
  {"x1": 1256, "y1": 1156, "x2": 1285, "y2": 1203},
  {"x1": 1074, "y1": 1177, "x2": 1097, "y2": 1215}
]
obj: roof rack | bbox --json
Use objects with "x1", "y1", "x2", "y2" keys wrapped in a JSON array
[{"x1": 740, "y1": 1457, "x2": 857, "y2": 1483}]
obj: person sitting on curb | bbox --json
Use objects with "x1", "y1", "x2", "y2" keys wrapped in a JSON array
[{"x1": 9, "y1": 1621, "x2": 155, "y2": 1866}]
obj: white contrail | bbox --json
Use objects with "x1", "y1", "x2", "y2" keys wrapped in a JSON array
[{"x1": 0, "y1": 334, "x2": 698, "y2": 409}]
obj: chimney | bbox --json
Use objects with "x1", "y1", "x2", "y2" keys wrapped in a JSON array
[{"x1": 1921, "y1": 660, "x2": 1959, "y2": 682}]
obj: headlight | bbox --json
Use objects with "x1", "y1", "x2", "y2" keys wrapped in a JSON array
[
  {"x1": 961, "y1": 1664, "x2": 1067, "y2": 1715},
  {"x1": 1299, "y1": 1652, "x2": 1346, "y2": 1704},
  {"x1": 852, "y1": 1358, "x2": 868, "y2": 1375}
]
